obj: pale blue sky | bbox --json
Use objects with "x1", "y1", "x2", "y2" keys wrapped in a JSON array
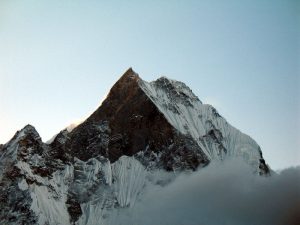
[{"x1": 0, "y1": 0, "x2": 299, "y2": 170}]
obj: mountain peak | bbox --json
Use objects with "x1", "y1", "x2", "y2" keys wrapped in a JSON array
[
  {"x1": 119, "y1": 67, "x2": 139, "y2": 81},
  {"x1": 22, "y1": 124, "x2": 38, "y2": 133},
  {"x1": 98, "y1": 68, "x2": 140, "y2": 107},
  {"x1": 68, "y1": 69, "x2": 268, "y2": 173},
  {"x1": 7, "y1": 124, "x2": 41, "y2": 145},
  {"x1": 0, "y1": 69, "x2": 271, "y2": 225}
]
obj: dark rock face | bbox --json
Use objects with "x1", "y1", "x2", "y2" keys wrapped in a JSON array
[
  {"x1": 0, "y1": 177, "x2": 37, "y2": 225},
  {"x1": 66, "y1": 197, "x2": 82, "y2": 224},
  {"x1": 258, "y1": 149, "x2": 270, "y2": 175},
  {"x1": 160, "y1": 135, "x2": 209, "y2": 171},
  {"x1": 49, "y1": 129, "x2": 70, "y2": 162}
]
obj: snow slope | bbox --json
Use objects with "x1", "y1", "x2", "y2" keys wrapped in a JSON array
[{"x1": 139, "y1": 77, "x2": 262, "y2": 171}]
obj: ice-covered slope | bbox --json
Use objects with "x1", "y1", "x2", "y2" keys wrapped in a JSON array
[{"x1": 139, "y1": 77, "x2": 266, "y2": 172}]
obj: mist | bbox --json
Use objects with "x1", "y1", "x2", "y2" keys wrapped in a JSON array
[{"x1": 117, "y1": 159, "x2": 300, "y2": 225}]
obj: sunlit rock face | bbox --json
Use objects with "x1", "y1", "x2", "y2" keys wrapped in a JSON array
[{"x1": 0, "y1": 68, "x2": 269, "y2": 225}]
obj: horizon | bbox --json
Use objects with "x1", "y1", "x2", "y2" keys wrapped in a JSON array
[{"x1": 0, "y1": 0, "x2": 299, "y2": 170}]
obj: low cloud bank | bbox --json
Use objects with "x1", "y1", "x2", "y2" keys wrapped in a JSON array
[{"x1": 119, "y1": 160, "x2": 300, "y2": 225}]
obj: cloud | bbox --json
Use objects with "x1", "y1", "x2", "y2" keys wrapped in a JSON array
[
  {"x1": 117, "y1": 159, "x2": 300, "y2": 225},
  {"x1": 66, "y1": 119, "x2": 84, "y2": 132}
]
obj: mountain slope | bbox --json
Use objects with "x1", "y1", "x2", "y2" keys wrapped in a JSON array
[{"x1": 0, "y1": 68, "x2": 269, "y2": 225}]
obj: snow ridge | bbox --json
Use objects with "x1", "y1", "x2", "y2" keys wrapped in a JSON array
[{"x1": 139, "y1": 77, "x2": 262, "y2": 171}]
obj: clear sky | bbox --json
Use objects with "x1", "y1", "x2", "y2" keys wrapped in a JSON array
[{"x1": 0, "y1": 0, "x2": 299, "y2": 170}]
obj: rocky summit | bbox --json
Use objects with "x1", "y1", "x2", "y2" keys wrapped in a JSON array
[{"x1": 0, "y1": 68, "x2": 269, "y2": 225}]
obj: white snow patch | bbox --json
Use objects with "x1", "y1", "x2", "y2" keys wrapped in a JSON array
[{"x1": 18, "y1": 178, "x2": 29, "y2": 191}]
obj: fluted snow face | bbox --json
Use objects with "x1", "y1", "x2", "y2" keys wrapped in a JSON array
[
  {"x1": 30, "y1": 167, "x2": 73, "y2": 225},
  {"x1": 15, "y1": 161, "x2": 73, "y2": 225},
  {"x1": 139, "y1": 77, "x2": 262, "y2": 171},
  {"x1": 9, "y1": 155, "x2": 148, "y2": 225},
  {"x1": 77, "y1": 156, "x2": 164, "y2": 225},
  {"x1": 112, "y1": 156, "x2": 147, "y2": 207}
]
